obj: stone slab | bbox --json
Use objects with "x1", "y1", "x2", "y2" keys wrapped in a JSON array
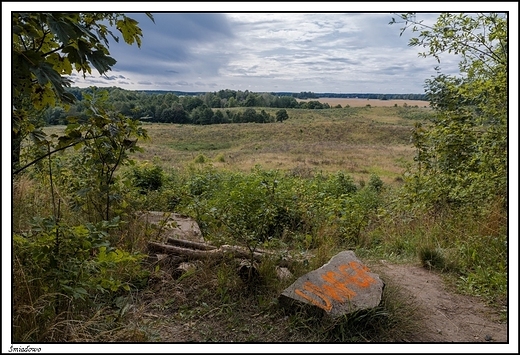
[
  {"x1": 279, "y1": 251, "x2": 384, "y2": 318},
  {"x1": 138, "y1": 211, "x2": 204, "y2": 243}
]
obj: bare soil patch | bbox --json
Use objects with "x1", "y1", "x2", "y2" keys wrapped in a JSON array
[{"x1": 372, "y1": 261, "x2": 508, "y2": 343}]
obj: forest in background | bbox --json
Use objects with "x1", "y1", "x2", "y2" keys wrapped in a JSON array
[{"x1": 41, "y1": 86, "x2": 427, "y2": 126}]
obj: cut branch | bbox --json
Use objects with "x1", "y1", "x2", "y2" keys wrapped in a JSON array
[
  {"x1": 166, "y1": 237, "x2": 217, "y2": 251},
  {"x1": 148, "y1": 242, "x2": 265, "y2": 262}
]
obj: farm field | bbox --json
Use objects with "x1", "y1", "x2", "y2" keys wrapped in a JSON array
[{"x1": 297, "y1": 97, "x2": 431, "y2": 107}]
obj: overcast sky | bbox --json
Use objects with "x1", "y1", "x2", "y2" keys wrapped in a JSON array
[
  {"x1": 68, "y1": 11, "x2": 461, "y2": 94},
  {"x1": 4, "y1": 3, "x2": 516, "y2": 94}
]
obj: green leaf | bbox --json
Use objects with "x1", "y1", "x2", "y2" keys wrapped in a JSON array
[
  {"x1": 145, "y1": 12, "x2": 155, "y2": 24},
  {"x1": 29, "y1": 129, "x2": 48, "y2": 144},
  {"x1": 86, "y1": 50, "x2": 117, "y2": 74},
  {"x1": 116, "y1": 17, "x2": 143, "y2": 47},
  {"x1": 31, "y1": 85, "x2": 56, "y2": 110},
  {"x1": 47, "y1": 53, "x2": 73, "y2": 75},
  {"x1": 67, "y1": 129, "x2": 82, "y2": 139},
  {"x1": 46, "y1": 14, "x2": 75, "y2": 44}
]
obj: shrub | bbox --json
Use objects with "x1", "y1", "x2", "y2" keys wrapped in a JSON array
[
  {"x1": 368, "y1": 174, "x2": 384, "y2": 193},
  {"x1": 194, "y1": 154, "x2": 209, "y2": 164},
  {"x1": 128, "y1": 161, "x2": 164, "y2": 193},
  {"x1": 13, "y1": 216, "x2": 148, "y2": 341}
]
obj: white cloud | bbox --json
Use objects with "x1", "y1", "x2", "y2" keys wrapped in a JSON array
[{"x1": 24, "y1": 10, "x2": 504, "y2": 94}]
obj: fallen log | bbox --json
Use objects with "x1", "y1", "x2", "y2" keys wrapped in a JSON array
[
  {"x1": 166, "y1": 237, "x2": 217, "y2": 251},
  {"x1": 148, "y1": 242, "x2": 265, "y2": 261}
]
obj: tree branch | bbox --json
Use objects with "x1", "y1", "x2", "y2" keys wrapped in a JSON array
[
  {"x1": 42, "y1": 44, "x2": 66, "y2": 58},
  {"x1": 13, "y1": 134, "x2": 103, "y2": 175},
  {"x1": 17, "y1": 34, "x2": 29, "y2": 52},
  {"x1": 36, "y1": 30, "x2": 50, "y2": 53}
]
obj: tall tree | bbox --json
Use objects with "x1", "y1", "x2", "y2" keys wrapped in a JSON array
[
  {"x1": 391, "y1": 13, "x2": 507, "y2": 208},
  {"x1": 12, "y1": 12, "x2": 154, "y2": 172}
]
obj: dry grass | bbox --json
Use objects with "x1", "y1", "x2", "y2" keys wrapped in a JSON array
[
  {"x1": 114, "y1": 254, "x2": 422, "y2": 343},
  {"x1": 125, "y1": 107, "x2": 422, "y2": 185},
  {"x1": 298, "y1": 97, "x2": 430, "y2": 107}
]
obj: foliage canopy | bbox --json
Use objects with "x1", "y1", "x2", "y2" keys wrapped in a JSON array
[
  {"x1": 12, "y1": 12, "x2": 153, "y2": 171},
  {"x1": 391, "y1": 13, "x2": 507, "y2": 209}
]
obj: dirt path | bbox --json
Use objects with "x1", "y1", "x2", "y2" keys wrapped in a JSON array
[
  {"x1": 373, "y1": 261, "x2": 508, "y2": 343},
  {"x1": 134, "y1": 260, "x2": 508, "y2": 344}
]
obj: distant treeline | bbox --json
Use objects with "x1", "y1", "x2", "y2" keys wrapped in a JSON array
[
  {"x1": 42, "y1": 87, "x2": 427, "y2": 125},
  {"x1": 139, "y1": 90, "x2": 427, "y2": 101}
]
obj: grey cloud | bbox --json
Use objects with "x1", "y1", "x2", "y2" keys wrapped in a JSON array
[
  {"x1": 230, "y1": 17, "x2": 285, "y2": 30},
  {"x1": 258, "y1": 47, "x2": 299, "y2": 57},
  {"x1": 327, "y1": 57, "x2": 360, "y2": 65},
  {"x1": 68, "y1": 12, "x2": 461, "y2": 94},
  {"x1": 107, "y1": 13, "x2": 235, "y2": 75},
  {"x1": 234, "y1": 73, "x2": 276, "y2": 79},
  {"x1": 152, "y1": 13, "x2": 233, "y2": 41},
  {"x1": 82, "y1": 78, "x2": 111, "y2": 85}
]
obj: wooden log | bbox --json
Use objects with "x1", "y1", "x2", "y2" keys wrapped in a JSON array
[
  {"x1": 147, "y1": 242, "x2": 265, "y2": 261},
  {"x1": 148, "y1": 242, "x2": 212, "y2": 259},
  {"x1": 219, "y1": 245, "x2": 266, "y2": 261},
  {"x1": 166, "y1": 237, "x2": 217, "y2": 251}
]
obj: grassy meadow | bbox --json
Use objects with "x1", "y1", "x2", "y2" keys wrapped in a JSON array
[{"x1": 129, "y1": 105, "x2": 424, "y2": 185}]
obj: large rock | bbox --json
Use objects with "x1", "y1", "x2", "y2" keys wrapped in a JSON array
[
  {"x1": 279, "y1": 251, "x2": 384, "y2": 318},
  {"x1": 137, "y1": 211, "x2": 204, "y2": 243}
]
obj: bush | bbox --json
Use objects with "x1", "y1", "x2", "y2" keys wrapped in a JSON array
[
  {"x1": 194, "y1": 154, "x2": 209, "y2": 164},
  {"x1": 276, "y1": 109, "x2": 289, "y2": 122},
  {"x1": 13, "y1": 216, "x2": 148, "y2": 341},
  {"x1": 368, "y1": 174, "x2": 384, "y2": 193},
  {"x1": 128, "y1": 162, "x2": 164, "y2": 193}
]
